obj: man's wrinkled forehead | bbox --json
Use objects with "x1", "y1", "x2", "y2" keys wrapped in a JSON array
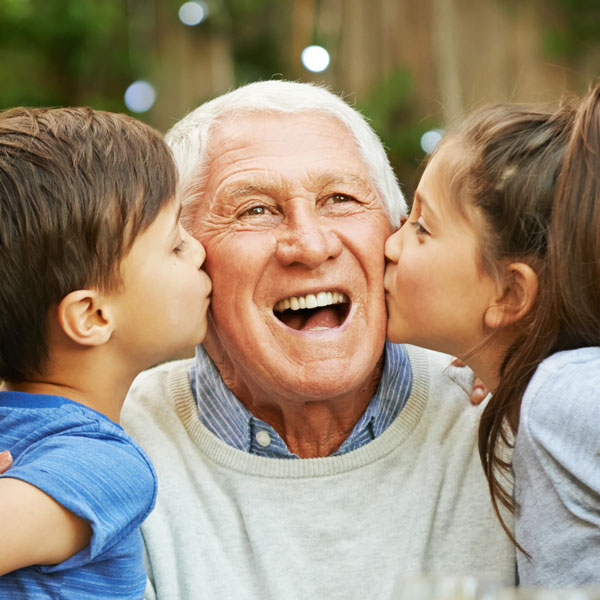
[{"x1": 204, "y1": 113, "x2": 380, "y2": 192}]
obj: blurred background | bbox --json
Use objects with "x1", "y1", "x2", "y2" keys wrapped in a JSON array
[{"x1": 1, "y1": 0, "x2": 598, "y2": 195}]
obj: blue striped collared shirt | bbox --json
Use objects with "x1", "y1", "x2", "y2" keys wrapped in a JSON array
[{"x1": 188, "y1": 341, "x2": 412, "y2": 458}]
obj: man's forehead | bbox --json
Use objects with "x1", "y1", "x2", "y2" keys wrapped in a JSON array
[
  {"x1": 214, "y1": 108, "x2": 343, "y2": 127},
  {"x1": 204, "y1": 113, "x2": 377, "y2": 194},
  {"x1": 209, "y1": 110, "x2": 355, "y2": 151}
]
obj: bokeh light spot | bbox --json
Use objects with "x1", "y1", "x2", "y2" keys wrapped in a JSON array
[
  {"x1": 301, "y1": 45, "x2": 330, "y2": 73},
  {"x1": 420, "y1": 129, "x2": 443, "y2": 154},
  {"x1": 124, "y1": 81, "x2": 156, "y2": 113},
  {"x1": 178, "y1": 1, "x2": 208, "y2": 26}
]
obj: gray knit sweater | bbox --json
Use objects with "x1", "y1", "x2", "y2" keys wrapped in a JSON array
[{"x1": 122, "y1": 345, "x2": 515, "y2": 600}]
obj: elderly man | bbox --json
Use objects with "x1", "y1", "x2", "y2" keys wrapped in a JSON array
[{"x1": 121, "y1": 81, "x2": 514, "y2": 599}]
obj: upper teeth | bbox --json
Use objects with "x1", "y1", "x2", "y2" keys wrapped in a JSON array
[{"x1": 274, "y1": 291, "x2": 348, "y2": 312}]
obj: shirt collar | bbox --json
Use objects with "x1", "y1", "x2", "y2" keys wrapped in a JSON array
[{"x1": 189, "y1": 341, "x2": 412, "y2": 458}]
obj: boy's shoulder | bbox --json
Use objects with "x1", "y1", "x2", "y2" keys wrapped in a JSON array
[
  {"x1": 0, "y1": 390, "x2": 157, "y2": 561},
  {"x1": 0, "y1": 390, "x2": 156, "y2": 499},
  {"x1": 0, "y1": 390, "x2": 130, "y2": 445}
]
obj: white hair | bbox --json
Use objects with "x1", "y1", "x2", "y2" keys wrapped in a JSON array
[{"x1": 165, "y1": 79, "x2": 407, "y2": 227}]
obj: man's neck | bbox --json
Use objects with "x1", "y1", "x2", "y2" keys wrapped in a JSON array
[
  {"x1": 227, "y1": 357, "x2": 384, "y2": 459},
  {"x1": 261, "y1": 401, "x2": 371, "y2": 458}
]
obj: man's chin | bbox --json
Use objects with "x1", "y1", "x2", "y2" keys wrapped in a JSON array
[
  {"x1": 206, "y1": 307, "x2": 386, "y2": 401},
  {"x1": 264, "y1": 334, "x2": 386, "y2": 399},
  {"x1": 271, "y1": 361, "x2": 382, "y2": 401}
]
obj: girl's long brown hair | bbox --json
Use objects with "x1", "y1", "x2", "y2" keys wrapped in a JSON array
[{"x1": 440, "y1": 83, "x2": 600, "y2": 550}]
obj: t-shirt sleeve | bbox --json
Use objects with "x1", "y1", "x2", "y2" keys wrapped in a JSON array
[
  {"x1": 522, "y1": 358, "x2": 600, "y2": 506},
  {"x1": 2, "y1": 431, "x2": 157, "y2": 572},
  {"x1": 515, "y1": 351, "x2": 600, "y2": 585}
]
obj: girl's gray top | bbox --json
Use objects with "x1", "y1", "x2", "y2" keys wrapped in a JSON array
[{"x1": 514, "y1": 346, "x2": 600, "y2": 586}]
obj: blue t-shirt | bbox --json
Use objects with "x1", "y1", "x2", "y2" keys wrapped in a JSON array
[{"x1": 0, "y1": 391, "x2": 157, "y2": 599}]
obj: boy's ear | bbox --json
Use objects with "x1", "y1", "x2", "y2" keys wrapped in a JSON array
[
  {"x1": 484, "y1": 262, "x2": 539, "y2": 330},
  {"x1": 57, "y1": 290, "x2": 114, "y2": 347}
]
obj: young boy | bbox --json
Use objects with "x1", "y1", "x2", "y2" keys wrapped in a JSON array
[{"x1": 0, "y1": 107, "x2": 211, "y2": 597}]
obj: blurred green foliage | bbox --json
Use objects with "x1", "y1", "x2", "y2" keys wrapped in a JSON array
[
  {"x1": 542, "y1": 0, "x2": 600, "y2": 59},
  {"x1": 357, "y1": 69, "x2": 439, "y2": 194},
  {"x1": 219, "y1": 0, "x2": 287, "y2": 83},
  {"x1": 0, "y1": 0, "x2": 596, "y2": 189},
  {"x1": 0, "y1": 0, "x2": 134, "y2": 111}
]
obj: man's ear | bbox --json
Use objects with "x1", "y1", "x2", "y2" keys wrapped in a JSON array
[
  {"x1": 484, "y1": 262, "x2": 539, "y2": 330},
  {"x1": 56, "y1": 290, "x2": 114, "y2": 347}
]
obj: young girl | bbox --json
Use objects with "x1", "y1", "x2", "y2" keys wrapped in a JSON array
[{"x1": 384, "y1": 84, "x2": 600, "y2": 587}]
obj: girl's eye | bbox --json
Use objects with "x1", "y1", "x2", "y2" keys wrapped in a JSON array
[{"x1": 409, "y1": 220, "x2": 429, "y2": 235}]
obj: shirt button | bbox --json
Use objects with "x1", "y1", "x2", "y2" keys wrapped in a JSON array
[{"x1": 256, "y1": 430, "x2": 271, "y2": 447}]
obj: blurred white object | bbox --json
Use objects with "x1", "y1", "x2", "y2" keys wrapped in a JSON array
[
  {"x1": 389, "y1": 574, "x2": 600, "y2": 600},
  {"x1": 301, "y1": 45, "x2": 330, "y2": 73},
  {"x1": 124, "y1": 81, "x2": 156, "y2": 113},
  {"x1": 420, "y1": 129, "x2": 444, "y2": 154},
  {"x1": 178, "y1": 1, "x2": 208, "y2": 26},
  {"x1": 390, "y1": 574, "x2": 503, "y2": 599}
]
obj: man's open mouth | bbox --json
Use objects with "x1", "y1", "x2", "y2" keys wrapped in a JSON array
[{"x1": 273, "y1": 291, "x2": 350, "y2": 331}]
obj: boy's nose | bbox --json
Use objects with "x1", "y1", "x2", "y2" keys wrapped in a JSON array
[{"x1": 184, "y1": 229, "x2": 207, "y2": 269}]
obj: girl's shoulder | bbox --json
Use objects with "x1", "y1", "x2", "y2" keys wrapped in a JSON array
[
  {"x1": 528, "y1": 347, "x2": 600, "y2": 396},
  {"x1": 537, "y1": 346, "x2": 600, "y2": 372},
  {"x1": 520, "y1": 347, "x2": 600, "y2": 444}
]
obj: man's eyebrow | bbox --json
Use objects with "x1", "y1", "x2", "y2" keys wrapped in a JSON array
[{"x1": 219, "y1": 172, "x2": 371, "y2": 198}]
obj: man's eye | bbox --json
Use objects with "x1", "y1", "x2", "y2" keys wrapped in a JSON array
[
  {"x1": 242, "y1": 206, "x2": 268, "y2": 217},
  {"x1": 326, "y1": 193, "x2": 356, "y2": 204}
]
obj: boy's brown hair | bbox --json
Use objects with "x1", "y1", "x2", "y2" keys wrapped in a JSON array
[{"x1": 0, "y1": 107, "x2": 177, "y2": 381}]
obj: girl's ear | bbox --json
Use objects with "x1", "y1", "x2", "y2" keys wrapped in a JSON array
[
  {"x1": 484, "y1": 262, "x2": 539, "y2": 330},
  {"x1": 57, "y1": 290, "x2": 114, "y2": 347}
]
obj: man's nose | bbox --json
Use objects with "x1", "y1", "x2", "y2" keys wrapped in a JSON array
[{"x1": 275, "y1": 207, "x2": 343, "y2": 269}]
